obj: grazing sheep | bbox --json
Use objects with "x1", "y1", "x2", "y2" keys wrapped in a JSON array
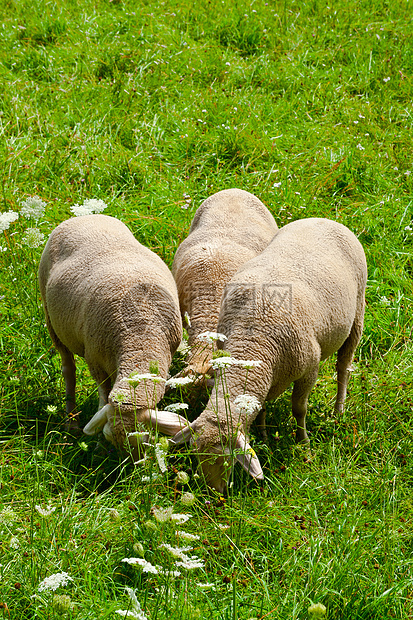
[
  {"x1": 172, "y1": 217, "x2": 367, "y2": 492},
  {"x1": 172, "y1": 188, "x2": 278, "y2": 378},
  {"x1": 39, "y1": 214, "x2": 189, "y2": 459}
]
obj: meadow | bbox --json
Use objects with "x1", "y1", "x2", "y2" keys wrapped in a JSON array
[{"x1": 0, "y1": 0, "x2": 412, "y2": 617}]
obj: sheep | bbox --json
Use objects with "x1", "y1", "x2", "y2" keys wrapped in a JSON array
[
  {"x1": 38, "y1": 214, "x2": 189, "y2": 460},
  {"x1": 171, "y1": 188, "x2": 278, "y2": 380},
  {"x1": 171, "y1": 217, "x2": 367, "y2": 493}
]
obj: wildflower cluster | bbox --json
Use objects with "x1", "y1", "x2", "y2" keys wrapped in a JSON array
[
  {"x1": 211, "y1": 357, "x2": 262, "y2": 370},
  {"x1": 70, "y1": 198, "x2": 108, "y2": 217}
]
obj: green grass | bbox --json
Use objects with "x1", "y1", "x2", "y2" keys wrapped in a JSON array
[{"x1": 1, "y1": 0, "x2": 413, "y2": 618}]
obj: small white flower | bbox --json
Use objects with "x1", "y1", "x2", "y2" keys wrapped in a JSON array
[
  {"x1": 20, "y1": 196, "x2": 46, "y2": 221},
  {"x1": 122, "y1": 373, "x2": 165, "y2": 388},
  {"x1": 159, "y1": 543, "x2": 192, "y2": 560},
  {"x1": 70, "y1": 205, "x2": 91, "y2": 217},
  {"x1": 273, "y1": 182, "x2": 282, "y2": 188},
  {"x1": 383, "y1": 77, "x2": 391, "y2": 82},
  {"x1": 233, "y1": 394, "x2": 261, "y2": 415},
  {"x1": 380, "y1": 296, "x2": 391, "y2": 305},
  {"x1": 176, "y1": 530, "x2": 200, "y2": 541},
  {"x1": 405, "y1": 171, "x2": 411, "y2": 176},
  {"x1": 9, "y1": 536, "x2": 20, "y2": 549},
  {"x1": 38, "y1": 572, "x2": 73, "y2": 592},
  {"x1": 141, "y1": 473, "x2": 160, "y2": 483},
  {"x1": 235, "y1": 359, "x2": 262, "y2": 369},
  {"x1": 170, "y1": 513, "x2": 192, "y2": 524},
  {"x1": 155, "y1": 443, "x2": 167, "y2": 473},
  {"x1": 217, "y1": 523, "x2": 230, "y2": 530},
  {"x1": 0, "y1": 507, "x2": 17, "y2": 523},
  {"x1": 196, "y1": 582, "x2": 215, "y2": 589},
  {"x1": 152, "y1": 506, "x2": 174, "y2": 522},
  {"x1": 177, "y1": 339, "x2": 190, "y2": 355},
  {"x1": 47, "y1": 404, "x2": 58, "y2": 414},
  {"x1": 356, "y1": 143, "x2": 365, "y2": 150},
  {"x1": 121, "y1": 558, "x2": 159, "y2": 574},
  {"x1": 176, "y1": 558, "x2": 204, "y2": 570},
  {"x1": 165, "y1": 403, "x2": 189, "y2": 412},
  {"x1": 0, "y1": 211, "x2": 19, "y2": 233},
  {"x1": 181, "y1": 492, "x2": 196, "y2": 506},
  {"x1": 175, "y1": 470, "x2": 190, "y2": 484},
  {"x1": 211, "y1": 357, "x2": 237, "y2": 370},
  {"x1": 35, "y1": 505, "x2": 56, "y2": 517},
  {"x1": 165, "y1": 376, "x2": 196, "y2": 388},
  {"x1": 21, "y1": 227, "x2": 45, "y2": 248},
  {"x1": 197, "y1": 331, "x2": 227, "y2": 343},
  {"x1": 115, "y1": 587, "x2": 149, "y2": 620}
]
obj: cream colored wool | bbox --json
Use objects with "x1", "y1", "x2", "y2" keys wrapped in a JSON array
[
  {"x1": 39, "y1": 214, "x2": 187, "y2": 458},
  {"x1": 172, "y1": 188, "x2": 278, "y2": 377},
  {"x1": 172, "y1": 217, "x2": 367, "y2": 492}
]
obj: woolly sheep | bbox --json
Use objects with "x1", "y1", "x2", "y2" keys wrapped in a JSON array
[
  {"x1": 172, "y1": 217, "x2": 367, "y2": 492},
  {"x1": 39, "y1": 214, "x2": 189, "y2": 459},
  {"x1": 172, "y1": 188, "x2": 278, "y2": 378}
]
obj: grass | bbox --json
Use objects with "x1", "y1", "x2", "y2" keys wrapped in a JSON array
[{"x1": 0, "y1": 0, "x2": 413, "y2": 617}]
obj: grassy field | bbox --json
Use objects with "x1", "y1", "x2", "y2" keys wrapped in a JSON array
[{"x1": 1, "y1": 0, "x2": 413, "y2": 618}]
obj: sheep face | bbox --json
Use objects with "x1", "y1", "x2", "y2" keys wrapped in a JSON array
[{"x1": 172, "y1": 398, "x2": 264, "y2": 493}]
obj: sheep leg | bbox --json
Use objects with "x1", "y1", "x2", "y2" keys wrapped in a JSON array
[
  {"x1": 291, "y1": 371, "x2": 318, "y2": 444},
  {"x1": 97, "y1": 377, "x2": 112, "y2": 409},
  {"x1": 60, "y1": 347, "x2": 80, "y2": 434},
  {"x1": 335, "y1": 312, "x2": 364, "y2": 413}
]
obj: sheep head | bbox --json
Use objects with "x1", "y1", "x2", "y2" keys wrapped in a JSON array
[
  {"x1": 171, "y1": 397, "x2": 264, "y2": 493},
  {"x1": 83, "y1": 401, "x2": 190, "y2": 461}
]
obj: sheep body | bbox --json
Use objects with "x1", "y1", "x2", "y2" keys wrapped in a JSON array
[
  {"x1": 172, "y1": 217, "x2": 367, "y2": 492},
  {"x1": 39, "y1": 214, "x2": 187, "y2": 455},
  {"x1": 172, "y1": 188, "x2": 278, "y2": 376}
]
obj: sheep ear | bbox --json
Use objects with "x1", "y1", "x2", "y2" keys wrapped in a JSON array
[
  {"x1": 234, "y1": 433, "x2": 264, "y2": 481},
  {"x1": 83, "y1": 403, "x2": 113, "y2": 435},
  {"x1": 143, "y1": 409, "x2": 190, "y2": 436},
  {"x1": 171, "y1": 423, "x2": 195, "y2": 445}
]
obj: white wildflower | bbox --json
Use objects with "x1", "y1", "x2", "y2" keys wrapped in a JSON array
[
  {"x1": 0, "y1": 507, "x2": 17, "y2": 524},
  {"x1": 115, "y1": 587, "x2": 149, "y2": 620},
  {"x1": 165, "y1": 376, "x2": 196, "y2": 388},
  {"x1": 211, "y1": 357, "x2": 238, "y2": 370},
  {"x1": 356, "y1": 143, "x2": 365, "y2": 151},
  {"x1": 273, "y1": 182, "x2": 282, "y2": 188},
  {"x1": 9, "y1": 536, "x2": 20, "y2": 549},
  {"x1": 158, "y1": 568, "x2": 181, "y2": 577},
  {"x1": 380, "y1": 296, "x2": 391, "y2": 305},
  {"x1": 20, "y1": 196, "x2": 46, "y2": 221},
  {"x1": 175, "y1": 470, "x2": 189, "y2": 484},
  {"x1": 405, "y1": 170, "x2": 411, "y2": 176},
  {"x1": 196, "y1": 582, "x2": 215, "y2": 589},
  {"x1": 155, "y1": 443, "x2": 167, "y2": 473},
  {"x1": 159, "y1": 543, "x2": 193, "y2": 561},
  {"x1": 152, "y1": 506, "x2": 174, "y2": 523},
  {"x1": 233, "y1": 394, "x2": 261, "y2": 415},
  {"x1": 217, "y1": 523, "x2": 230, "y2": 530},
  {"x1": 235, "y1": 359, "x2": 262, "y2": 369},
  {"x1": 46, "y1": 404, "x2": 58, "y2": 414},
  {"x1": 176, "y1": 558, "x2": 204, "y2": 570},
  {"x1": 181, "y1": 492, "x2": 196, "y2": 506},
  {"x1": 82, "y1": 198, "x2": 107, "y2": 213},
  {"x1": 21, "y1": 227, "x2": 45, "y2": 248},
  {"x1": 70, "y1": 205, "x2": 92, "y2": 217},
  {"x1": 38, "y1": 572, "x2": 73, "y2": 592},
  {"x1": 35, "y1": 505, "x2": 56, "y2": 517},
  {"x1": 383, "y1": 77, "x2": 391, "y2": 82},
  {"x1": 121, "y1": 558, "x2": 159, "y2": 574},
  {"x1": 170, "y1": 513, "x2": 192, "y2": 524},
  {"x1": 177, "y1": 339, "x2": 190, "y2": 355},
  {"x1": 0, "y1": 211, "x2": 19, "y2": 233},
  {"x1": 122, "y1": 373, "x2": 165, "y2": 388},
  {"x1": 71, "y1": 198, "x2": 108, "y2": 217},
  {"x1": 176, "y1": 530, "x2": 200, "y2": 542},
  {"x1": 141, "y1": 473, "x2": 160, "y2": 483},
  {"x1": 197, "y1": 331, "x2": 227, "y2": 343},
  {"x1": 165, "y1": 402, "x2": 189, "y2": 412}
]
